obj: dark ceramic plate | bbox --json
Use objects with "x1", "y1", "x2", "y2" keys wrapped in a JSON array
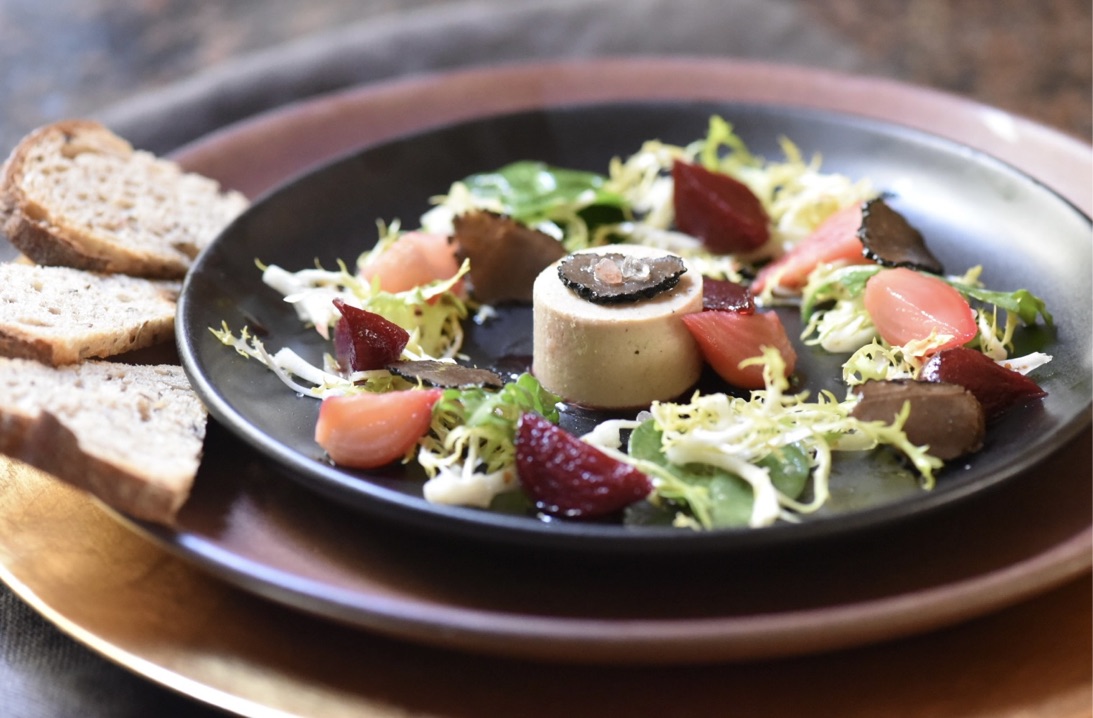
[{"x1": 177, "y1": 102, "x2": 1092, "y2": 554}]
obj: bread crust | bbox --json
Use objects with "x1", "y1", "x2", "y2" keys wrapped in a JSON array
[
  {"x1": 3, "y1": 204, "x2": 116, "y2": 273},
  {"x1": 2, "y1": 120, "x2": 119, "y2": 271},
  {"x1": 0, "y1": 120, "x2": 232, "y2": 524},
  {"x1": 0, "y1": 264, "x2": 180, "y2": 365},
  {"x1": 0, "y1": 318, "x2": 176, "y2": 366},
  {"x1": 0, "y1": 331, "x2": 60, "y2": 365},
  {"x1": 0, "y1": 359, "x2": 206, "y2": 524},
  {"x1": 0, "y1": 119, "x2": 246, "y2": 279},
  {"x1": 7, "y1": 409, "x2": 191, "y2": 523}
]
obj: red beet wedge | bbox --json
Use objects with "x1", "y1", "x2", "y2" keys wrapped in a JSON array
[
  {"x1": 702, "y1": 276, "x2": 755, "y2": 313},
  {"x1": 672, "y1": 160, "x2": 770, "y2": 254},
  {"x1": 515, "y1": 413, "x2": 653, "y2": 519},
  {"x1": 920, "y1": 347, "x2": 1047, "y2": 421},
  {"x1": 332, "y1": 298, "x2": 410, "y2": 372},
  {"x1": 681, "y1": 309, "x2": 797, "y2": 390},
  {"x1": 752, "y1": 202, "x2": 869, "y2": 294}
]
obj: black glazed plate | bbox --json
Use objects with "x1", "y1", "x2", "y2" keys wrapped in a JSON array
[{"x1": 177, "y1": 102, "x2": 1092, "y2": 554}]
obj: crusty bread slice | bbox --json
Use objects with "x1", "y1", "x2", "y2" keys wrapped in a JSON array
[
  {"x1": 0, "y1": 119, "x2": 248, "y2": 278},
  {"x1": 0, "y1": 357, "x2": 207, "y2": 523},
  {"x1": 0, "y1": 262, "x2": 179, "y2": 365}
]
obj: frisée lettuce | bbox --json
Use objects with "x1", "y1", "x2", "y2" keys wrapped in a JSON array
[
  {"x1": 799, "y1": 262, "x2": 1054, "y2": 385},
  {"x1": 583, "y1": 348, "x2": 941, "y2": 528},
  {"x1": 213, "y1": 252, "x2": 471, "y2": 397}
]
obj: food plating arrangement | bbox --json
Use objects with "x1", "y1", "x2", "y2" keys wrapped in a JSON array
[{"x1": 215, "y1": 116, "x2": 1054, "y2": 531}]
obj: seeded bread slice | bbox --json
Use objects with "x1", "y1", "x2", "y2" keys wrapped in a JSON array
[
  {"x1": 0, "y1": 262, "x2": 179, "y2": 365},
  {"x1": 0, "y1": 357, "x2": 207, "y2": 523},
  {"x1": 0, "y1": 119, "x2": 248, "y2": 278}
]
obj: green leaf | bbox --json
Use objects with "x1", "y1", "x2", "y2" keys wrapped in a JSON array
[
  {"x1": 704, "y1": 474, "x2": 756, "y2": 527},
  {"x1": 699, "y1": 115, "x2": 758, "y2": 171},
  {"x1": 800, "y1": 265, "x2": 880, "y2": 322},
  {"x1": 628, "y1": 420, "x2": 810, "y2": 529},
  {"x1": 462, "y1": 161, "x2": 627, "y2": 223},
  {"x1": 629, "y1": 420, "x2": 751, "y2": 528},
  {"x1": 425, "y1": 373, "x2": 560, "y2": 479},
  {"x1": 622, "y1": 499, "x2": 677, "y2": 527},
  {"x1": 441, "y1": 372, "x2": 560, "y2": 431},
  {"x1": 627, "y1": 419, "x2": 665, "y2": 463},
  {"x1": 505, "y1": 372, "x2": 562, "y2": 423},
  {"x1": 488, "y1": 489, "x2": 533, "y2": 516},
  {"x1": 757, "y1": 443, "x2": 810, "y2": 499},
  {"x1": 949, "y1": 282, "x2": 1054, "y2": 327}
]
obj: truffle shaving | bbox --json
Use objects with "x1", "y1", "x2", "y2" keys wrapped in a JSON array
[
  {"x1": 453, "y1": 211, "x2": 566, "y2": 304},
  {"x1": 557, "y1": 252, "x2": 687, "y2": 304},
  {"x1": 387, "y1": 359, "x2": 504, "y2": 389},
  {"x1": 857, "y1": 198, "x2": 944, "y2": 274}
]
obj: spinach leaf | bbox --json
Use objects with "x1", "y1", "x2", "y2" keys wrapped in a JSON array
[
  {"x1": 462, "y1": 161, "x2": 627, "y2": 224},
  {"x1": 628, "y1": 420, "x2": 810, "y2": 529}
]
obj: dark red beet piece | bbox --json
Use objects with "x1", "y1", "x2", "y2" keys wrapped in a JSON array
[
  {"x1": 672, "y1": 160, "x2": 770, "y2": 254},
  {"x1": 515, "y1": 413, "x2": 653, "y2": 519},
  {"x1": 332, "y1": 298, "x2": 409, "y2": 372},
  {"x1": 702, "y1": 276, "x2": 755, "y2": 313},
  {"x1": 920, "y1": 347, "x2": 1047, "y2": 421}
]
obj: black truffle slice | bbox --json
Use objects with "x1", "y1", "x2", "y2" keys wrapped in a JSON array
[
  {"x1": 387, "y1": 360, "x2": 504, "y2": 389},
  {"x1": 557, "y1": 252, "x2": 687, "y2": 304},
  {"x1": 857, "y1": 198, "x2": 944, "y2": 274},
  {"x1": 453, "y1": 210, "x2": 567, "y2": 304}
]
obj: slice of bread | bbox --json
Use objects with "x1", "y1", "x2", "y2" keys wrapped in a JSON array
[
  {"x1": 0, "y1": 357, "x2": 207, "y2": 524},
  {"x1": 0, "y1": 262, "x2": 179, "y2": 365},
  {"x1": 0, "y1": 119, "x2": 248, "y2": 279}
]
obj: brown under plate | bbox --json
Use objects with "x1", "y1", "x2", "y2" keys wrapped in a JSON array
[{"x1": 1, "y1": 60, "x2": 1090, "y2": 716}]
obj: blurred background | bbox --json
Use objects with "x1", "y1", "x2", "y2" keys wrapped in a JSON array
[{"x1": 0, "y1": 0, "x2": 1089, "y2": 156}]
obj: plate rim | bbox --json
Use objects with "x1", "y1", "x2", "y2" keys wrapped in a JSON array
[
  {"x1": 122, "y1": 498, "x2": 1090, "y2": 662},
  {"x1": 164, "y1": 59, "x2": 1093, "y2": 649}
]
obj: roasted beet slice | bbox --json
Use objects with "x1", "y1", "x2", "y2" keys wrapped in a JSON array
[
  {"x1": 752, "y1": 202, "x2": 870, "y2": 294},
  {"x1": 387, "y1": 359, "x2": 504, "y2": 389},
  {"x1": 857, "y1": 198, "x2": 943, "y2": 274},
  {"x1": 864, "y1": 267, "x2": 977, "y2": 354},
  {"x1": 315, "y1": 389, "x2": 442, "y2": 469},
  {"x1": 672, "y1": 160, "x2": 770, "y2": 253},
  {"x1": 332, "y1": 298, "x2": 409, "y2": 372},
  {"x1": 921, "y1": 347, "x2": 1047, "y2": 420},
  {"x1": 452, "y1": 210, "x2": 566, "y2": 304},
  {"x1": 702, "y1": 276, "x2": 754, "y2": 313},
  {"x1": 851, "y1": 380, "x2": 985, "y2": 460},
  {"x1": 682, "y1": 310, "x2": 796, "y2": 390},
  {"x1": 557, "y1": 252, "x2": 686, "y2": 304},
  {"x1": 515, "y1": 413, "x2": 653, "y2": 519}
]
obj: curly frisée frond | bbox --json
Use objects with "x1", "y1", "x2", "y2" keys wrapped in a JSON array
[
  {"x1": 210, "y1": 322, "x2": 407, "y2": 398},
  {"x1": 261, "y1": 258, "x2": 471, "y2": 360},
  {"x1": 418, "y1": 374, "x2": 561, "y2": 508},
  {"x1": 629, "y1": 348, "x2": 940, "y2": 527}
]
